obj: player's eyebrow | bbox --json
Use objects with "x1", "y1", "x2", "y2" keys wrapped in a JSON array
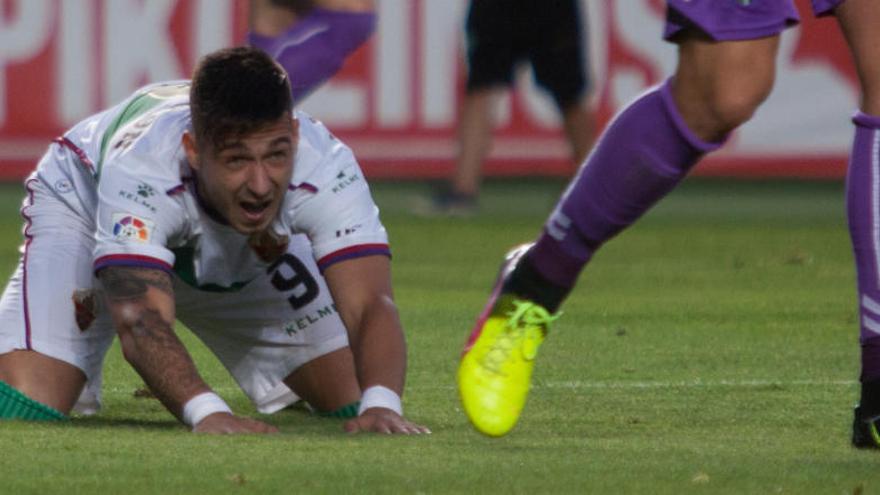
[
  {"x1": 266, "y1": 136, "x2": 293, "y2": 148},
  {"x1": 216, "y1": 136, "x2": 292, "y2": 153},
  {"x1": 215, "y1": 140, "x2": 248, "y2": 153}
]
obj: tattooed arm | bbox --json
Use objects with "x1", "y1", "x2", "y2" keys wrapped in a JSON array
[{"x1": 98, "y1": 266, "x2": 276, "y2": 433}]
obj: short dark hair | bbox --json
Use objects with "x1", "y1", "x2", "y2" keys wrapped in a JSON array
[{"x1": 190, "y1": 47, "x2": 293, "y2": 149}]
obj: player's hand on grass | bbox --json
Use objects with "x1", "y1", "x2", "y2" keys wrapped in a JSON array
[
  {"x1": 344, "y1": 407, "x2": 431, "y2": 435},
  {"x1": 192, "y1": 412, "x2": 279, "y2": 434}
]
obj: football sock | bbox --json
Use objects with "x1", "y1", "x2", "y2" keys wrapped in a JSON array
[
  {"x1": 316, "y1": 401, "x2": 360, "y2": 419},
  {"x1": 0, "y1": 380, "x2": 67, "y2": 421},
  {"x1": 527, "y1": 79, "x2": 724, "y2": 290},
  {"x1": 247, "y1": 8, "x2": 375, "y2": 101},
  {"x1": 847, "y1": 112, "x2": 880, "y2": 384},
  {"x1": 503, "y1": 256, "x2": 568, "y2": 313},
  {"x1": 859, "y1": 380, "x2": 880, "y2": 418}
]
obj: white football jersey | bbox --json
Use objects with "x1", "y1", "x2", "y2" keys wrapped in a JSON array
[{"x1": 50, "y1": 81, "x2": 388, "y2": 290}]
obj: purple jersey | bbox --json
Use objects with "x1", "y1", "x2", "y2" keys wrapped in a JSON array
[{"x1": 664, "y1": 0, "x2": 846, "y2": 42}]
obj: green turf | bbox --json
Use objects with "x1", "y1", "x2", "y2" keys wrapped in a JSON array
[{"x1": 0, "y1": 178, "x2": 877, "y2": 494}]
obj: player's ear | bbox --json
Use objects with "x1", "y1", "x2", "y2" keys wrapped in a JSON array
[{"x1": 181, "y1": 131, "x2": 201, "y2": 171}]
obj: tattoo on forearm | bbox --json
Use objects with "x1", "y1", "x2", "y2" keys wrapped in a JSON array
[
  {"x1": 100, "y1": 266, "x2": 173, "y2": 300},
  {"x1": 127, "y1": 308, "x2": 205, "y2": 409},
  {"x1": 99, "y1": 266, "x2": 206, "y2": 416}
]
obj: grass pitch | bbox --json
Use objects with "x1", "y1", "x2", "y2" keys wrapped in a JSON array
[{"x1": 0, "y1": 178, "x2": 877, "y2": 494}]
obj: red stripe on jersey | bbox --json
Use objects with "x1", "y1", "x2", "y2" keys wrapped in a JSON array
[
  {"x1": 317, "y1": 243, "x2": 391, "y2": 272},
  {"x1": 290, "y1": 182, "x2": 319, "y2": 193},
  {"x1": 54, "y1": 137, "x2": 96, "y2": 175},
  {"x1": 94, "y1": 254, "x2": 173, "y2": 274},
  {"x1": 21, "y1": 178, "x2": 38, "y2": 349}
]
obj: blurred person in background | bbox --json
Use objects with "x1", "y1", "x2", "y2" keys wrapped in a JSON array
[
  {"x1": 457, "y1": 0, "x2": 880, "y2": 447},
  {"x1": 427, "y1": 0, "x2": 596, "y2": 216}
]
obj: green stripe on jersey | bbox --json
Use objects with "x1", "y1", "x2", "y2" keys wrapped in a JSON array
[
  {"x1": 171, "y1": 247, "x2": 254, "y2": 293},
  {"x1": 97, "y1": 83, "x2": 190, "y2": 177}
]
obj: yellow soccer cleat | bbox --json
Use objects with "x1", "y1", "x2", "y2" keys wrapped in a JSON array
[{"x1": 458, "y1": 245, "x2": 560, "y2": 437}]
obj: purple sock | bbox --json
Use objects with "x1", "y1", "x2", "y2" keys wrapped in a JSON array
[
  {"x1": 247, "y1": 8, "x2": 375, "y2": 101},
  {"x1": 847, "y1": 112, "x2": 880, "y2": 383},
  {"x1": 527, "y1": 79, "x2": 724, "y2": 290}
]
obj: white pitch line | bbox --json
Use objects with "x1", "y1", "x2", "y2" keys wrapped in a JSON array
[
  {"x1": 98, "y1": 378, "x2": 857, "y2": 397},
  {"x1": 532, "y1": 379, "x2": 857, "y2": 390}
]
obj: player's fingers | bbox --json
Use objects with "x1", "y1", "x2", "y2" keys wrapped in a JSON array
[
  {"x1": 402, "y1": 423, "x2": 430, "y2": 435},
  {"x1": 371, "y1": 420, "x2": 392, "y2": 434},
  {"x1": 385, "y1": 421, "x2": 409, "y2": 434},
  {"x1": 399, "y1": 424, "x2": 421, "y2": 435},
  {"x1": 250, "y1": 421, "x2": 279, "y2": 434},
  {"x1": 382, "y1": 417, "x2": 429, "y2": 435},
  {"x1": 193, "y1": 422, "x2": 231, "y2": 434},
  {"x1": 400, "y1": 425, "x2": 420, "y2": 435},
  {"x1": 344, "y1": 418, "x2": 363, "y2": 433},
  {"x1": 401, "y1": 420, "x2": 431, "y2": 434},
  {"x1": 252, "y1": 419, "x2": 278, "y2": 433}
]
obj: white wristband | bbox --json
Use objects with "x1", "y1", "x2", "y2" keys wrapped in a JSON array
[
  {"x1": 358, "y1": 385, "x2": 402, "y2": 416},
  {"x1": 182, "y1": 392, "x2": 232, "y2": 427}
]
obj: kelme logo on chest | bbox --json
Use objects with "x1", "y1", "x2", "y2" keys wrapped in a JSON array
[
  {"x1": 118, "y1": 182, "x2": 158, "y2": 213},
  {"x1": 332, "y1": 170, "x2": 360, "y2": 194}
]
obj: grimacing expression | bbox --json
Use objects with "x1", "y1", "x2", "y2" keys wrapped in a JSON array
[{"x1": 184, "y1": 115, "x2": 299, "y2": 235}]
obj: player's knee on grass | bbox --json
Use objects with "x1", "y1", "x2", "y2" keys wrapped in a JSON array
[
  {"x1": 315, "y1": 401, "x2": 360, "y2": 418},
  {"x1": 0, "y1": 380, "x2": 68, "y2": 421},
  {"x1": 0, "y1": 350, "x2": 86, "y2": 416},
  {"x1": 282, "y1": 347, "x2": 361, "y2": 413}
]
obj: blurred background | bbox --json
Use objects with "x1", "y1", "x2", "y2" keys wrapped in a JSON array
[{"x1": 0, "y1": 0, "x2": 857, "y2": 181}]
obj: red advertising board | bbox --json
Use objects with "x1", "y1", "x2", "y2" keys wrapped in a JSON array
[{"x1": 0, "y1": 0, "x2": 859, "y2": 181}]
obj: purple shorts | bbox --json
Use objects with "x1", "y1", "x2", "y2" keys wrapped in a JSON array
[{"x1": 664, "y1": 0, "x2": 846, "y2": 42}]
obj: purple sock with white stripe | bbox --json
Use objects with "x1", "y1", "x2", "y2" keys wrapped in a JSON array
[
  {"x1": 847, "y1": 112, "x2": 880, "y2": 383},
  {"x1": 526, "y1": 79, "x2": 724, "y2": 291}
]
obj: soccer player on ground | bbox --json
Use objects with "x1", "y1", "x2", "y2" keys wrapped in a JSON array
[
  {"x1": 458, "y1": 0, "x2": 880, "y2": 443},
  {"x1": 247, "y1": 0, "x2": 375, "y2": 101},
  {"x1": 0, "y1": 47, "x2": 428, "y2": 435},
  {"x1": 431, "y1": 0, "x2": 595, "y2": 215}
]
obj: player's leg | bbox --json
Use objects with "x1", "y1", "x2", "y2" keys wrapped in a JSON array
[
  {"x1": 176, "y1": 235, "x2": 360, "y2": 419},
  {"x1": 821, "y1": 0, "x2": 880, "y2": 448},
  {"x1": 430, "y1": 0, "x2": 517, "y2": 215},
  {"x1": 247, "y1": 0, "x2": 301, "y2": 39},
  {"x1": 0, "y1": 351, "x2": 84, "y2": 417},
  {"x1": 443, "y1": 87, "x2": 504, "y2": 208},
  {"x1": 528, "y1": 0, "x2": 594, "y2": 167},
  {"x1": 0, "y1": 171, "x2": 114, "y2": 419},
  {"x1": 458, "y1": 1, "x2": 798, "y2": 436},
  {"x1": 671, "y1": 34, "x2": 779, "y2": 143},
  {"x1": 282, "y1": 346, "x2": 360, "y2": 416},
  {"x1": 560, "y1": 97, "x2": 595, "y2": 166},
  {"x1": 247, "y1": 0, "x2": 375, "y2": 101}
]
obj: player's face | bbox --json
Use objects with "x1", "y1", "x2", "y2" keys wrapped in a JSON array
[{"x1": 185, "y1": 115, "x2": 298, "y2": 235}]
